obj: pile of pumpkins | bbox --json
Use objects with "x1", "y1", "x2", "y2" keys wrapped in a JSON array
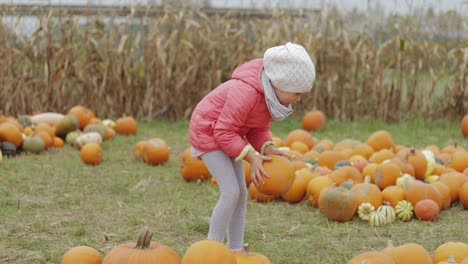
[
  {"x1": 179, "y1": 126, "x2": 468, "y2": 224},
  {"x1": 0, "y1": 105, "x2": 138, "y2": 165},
  {"x1": 61, "y1": 227, "x2": 272, "y2": 264},
  {"x1": 59, "y1": 228, "x2": 468, "y2": 264},
  {"x1": 347, "y1": 240, "x2": 468, "y2": 264}
]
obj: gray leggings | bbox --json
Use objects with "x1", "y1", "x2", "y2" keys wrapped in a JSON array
[{"x1": 201, "y1": 150, "x2": 247, "y2": 251}]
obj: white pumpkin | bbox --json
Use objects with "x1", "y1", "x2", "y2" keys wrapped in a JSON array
[{"x1": 74, "y1": 132, "x2": 103, "y2": 150}]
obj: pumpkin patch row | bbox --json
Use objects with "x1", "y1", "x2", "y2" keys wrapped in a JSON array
[
  {"x1": 347, "y1": 240, "x2": 468, "y2": 264},
  {"x1": 179, "y1": 128, "x2": 468, "y2": 225},
  {"x1": 60, "y1": 228, "x2": 468, "y2": 264},
  {"x1": 0, "y1": 105, "x2": 139, "y2": 165},
  {"x1": 61, "y1": 227, "x2": 272, "y2": 264}
]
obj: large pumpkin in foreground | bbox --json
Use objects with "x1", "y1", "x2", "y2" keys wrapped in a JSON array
[
  {"x1": 181, "y1": 239, "x2": 236, "y2": 264},
  {"x1": 433, "y1": 241, "x2": 468, "y2": 263},
  {"x1": 235, "y1": 243, "x2": 271, "y2": 264},
  {"x1": 61, "y1": 245, "x2": 101, "y2": 264},
  {"x1": 102, "y1": 228, "x2": 181, "y2": 264},
  {"x1": 382, "y1": 241, "x2": 432, "y2": 264},
  {"x1": 256, "y1": 155, "x2": 295, "y2": 196}
]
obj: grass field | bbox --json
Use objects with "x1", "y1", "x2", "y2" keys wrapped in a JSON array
[{"x1": 0, "y1": 118, "x2": 467, "y2": 263}]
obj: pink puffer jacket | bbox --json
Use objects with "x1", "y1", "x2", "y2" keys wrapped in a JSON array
[{"x1": 188, "y1": 58, "x2": 272, "y2": 158}]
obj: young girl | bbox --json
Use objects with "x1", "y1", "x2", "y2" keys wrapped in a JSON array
[{"x1": 188, "y1": 42, "x2": 315, "y2": 252}]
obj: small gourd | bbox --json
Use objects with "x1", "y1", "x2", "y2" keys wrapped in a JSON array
[
  {"x1": 357, "y1": 202, "x2": 375, "y2": 221},
  {"x1": 394, "y1": 200, "x2": 414, "y2": 222},
  {"x1": 376, "y1": 202, "x2": 396, "y2": 224},
  {"x1": 65, "y1": 131, "x2": 81, "y2": 145},
  {"x1": 369, "y1": 211, "x2": 387, "y2": 227}
]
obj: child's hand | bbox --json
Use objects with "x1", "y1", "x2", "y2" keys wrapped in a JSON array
[
  {"x1": 263, "y1": 144, "x2": 285, "y2": 156},
  {"x1": 244, "y1": 151, "x2": 271, "y2": 186}
]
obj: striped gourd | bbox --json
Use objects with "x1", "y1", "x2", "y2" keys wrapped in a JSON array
[
  {"x1": 395, "y1": 200, "x2": 414, "y2": 222},
  {"x1": 376, "y1": 202, "x2": 396, "y2": 223},
  {"x1": 369, "y1": 211, "x2": 387, "y2": 227},
  {"x1": 357, "y1": 202, "x2": 375, "y2": 221}
]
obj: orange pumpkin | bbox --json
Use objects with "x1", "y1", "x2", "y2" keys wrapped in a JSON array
[
  {"x1": 369, "y1": 149, "x2": 395, "y2": 164},
  {"x1": 80, "y1": 143, "x2": 103, "y2": 165},
  {"x1": 329, "y1": 166, "x2": 363, "y2": 186},
  {"x1": 362, "y1": 163, "x2": 378, "y2": 183},
  {"x1": 313, "y1": 139, "x2": 334, "y2": 152},
  {"x1": 414, "y1": 199, "x2": 439, "y2": 221},
  {"x1": 367, "y1": 130, "x2": 394, "y2": 151},
  {"x1": 179, "y1": 148, "x2": 211, "y2": 182},
  {"x1": 68, "y1": 105, "x2": 95, "y2": 130},
  {"x1": 53, "y1": 137, "x2": 64, "y2": 148},
  {"x1": 433, "y1": 242, "x2": 468, "y2": 263},
  {"x1": 439, "y1": 172, "x2": 465, "y2": 204},
  {"x1": 461, "y1": 114, "x2": 468, "y2": 137},
  {"x1": 374, "y1": 162, "x2": 402, "y2": 190},
  {"x1": 381, "y1": 185, "x2": 405, "y2": 208},
  {"x1": 256, "y1": 155, "x2": 295, "y2": 196},
  {"x1": 382, "y1": 241, "x2": 432, "y2": 264},
  {"x1": 348, "y1": 251, "x2": 395, "y2": 264},
  {"x1": 350, "y1": 175, "x2": 383, "y2": 209},
  {"x1": 430, "y1": 181, "x2": 451, "y2": 210},
  {"x1": 449, "y1": 151, "x2": 468, "y2": 173},
  {"x1": 34, "y1": 122, "x2": 55, "y2": 138},
  {"x1": 306, "y1": 176, "x2": 334, "y2": 207},
  {"x1": 0, "y1": 123, "x2": 23, "y2": 148},
  {"x1": 133, "y1": 140, "x2": 147, "y2": 161},
  {"x1": 34, "y1": 131, "x2": 54, "y2": 149},
  {"x1": 142, "y1": 138, "x2": 169, "y2": 166},
  {"x1": 62, "y1": 246, "x2": 101, "y2": 264},
  {"x1": 284, "y1": 129, "x2": 314, "y2": 149},
  {"x1": 301, "y1": 110, "x2": 326, "y2": 131},
  {"x1": 280, "y1": 172, "x2": 307, "y2": 203},
  {"x1": 351, "y1": 144, "x2": 374, "y2": 160},
  {"x1": 234, "y1": 243, "x2": 271, "y2": 264},
  {"x1": 390, "y1": 158, "x2": 415, "y2": 176},
  {"x1": 318, "y1": 185, "x2": 357, "y2": 222},
  {"x1": 406, "y1": 148, "x2": 428, "y2": 180},
  {"x1": 248, "y1": 183, "x2": 276, "y2": 202},
  {"x1": 289, "y1": 141, "x2": 310, "y2": 154},
  {"x1": 318, "y1": 150, "x2": 346, "y2": 170},
  {"x1": 181, "y1": 239, "x2": 236, "y2": 264},
  {"x1": 114, "y1": 116, "x2": 138, "y2": 135},
  {"x1": 103, "y1": 228, "x2": 181, "y2": 264},
  {"x1": 459, "y1": 182, "x2": 468, "y2": 209},
  {"x1": 405, "y1": 181, "x2": 442, "y2": 209}
]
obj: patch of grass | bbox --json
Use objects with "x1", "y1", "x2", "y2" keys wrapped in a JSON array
[{"x1": 0, "y1": 119, "x2": 466, "y2": 263}]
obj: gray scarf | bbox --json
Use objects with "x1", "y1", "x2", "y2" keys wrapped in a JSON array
[{"x1": 261, "y1": 70, "x2": 293, "y2": 121}]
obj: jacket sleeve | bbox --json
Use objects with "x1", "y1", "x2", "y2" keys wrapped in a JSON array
[
  {"x1": 213, "y1": 84, "x2": 256, "y2": 158},
  {"x1": 246, "y1": 126, "x2": 272, "y2": 153}
]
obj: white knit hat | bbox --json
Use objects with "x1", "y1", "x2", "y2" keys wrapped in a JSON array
[{"x1": 264, "y1": 42, "x2": 315, "y2": 93}]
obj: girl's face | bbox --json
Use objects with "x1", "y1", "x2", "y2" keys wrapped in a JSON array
[{"x1": 273, "y1": 87, "x2": 304, "y2": 105}]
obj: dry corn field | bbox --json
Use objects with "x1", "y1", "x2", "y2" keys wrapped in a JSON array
[{"x1": 0, "y1": 5, "x2": 466, "y2": 122}]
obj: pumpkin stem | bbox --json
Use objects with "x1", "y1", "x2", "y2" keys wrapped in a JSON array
[
  {"x1": 242, "y1": 243, "x2": 252, "y2": 256},
  {"x1": 135, "y1": 227, "x2": 153, "y2": 249}
]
